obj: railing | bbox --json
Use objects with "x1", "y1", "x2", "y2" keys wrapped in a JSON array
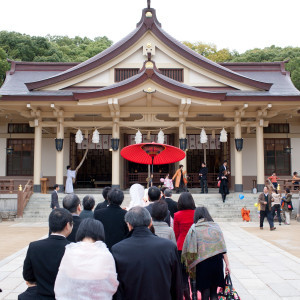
[
  {"x1": 128, "y1": 172, "x2": 223, "y2": 188},
  {"x1": 17, "y1": 179, "x2": 33, "y2": 218},
  {"x1": 0, "y1": 179, "x2": 15, "y2": 193}
]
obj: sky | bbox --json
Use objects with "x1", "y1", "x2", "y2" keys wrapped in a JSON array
[{"x1": 0, "y1": 0, "x2": 299, "y2": 53}]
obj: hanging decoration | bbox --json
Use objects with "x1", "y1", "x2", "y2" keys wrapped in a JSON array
[
  {"x1": 135, "y1": 130, "x2": 143, "y2": 144},
  {"x1": 157, "y1": 129, "x2": 164, "y2": 144},
  {"x1": 75, "y1": 129, "x2": 83, "y2": 144},
  {"x1": 200, "y1": 128, "x2": 208, "y2": 144},
  {"x1": 220, "y1": 128, "x2": 228, "y2": 143},
  {"x1": 92, "y1": 129, "x2": 100, "y2": 144}
]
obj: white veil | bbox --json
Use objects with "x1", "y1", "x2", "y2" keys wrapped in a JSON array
[{"x1": 128, "y1": 184, "x2": 146, "y2": 209}]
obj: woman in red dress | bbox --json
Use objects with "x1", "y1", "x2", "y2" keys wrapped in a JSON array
[{"x1": 174, "y1": 192, "x2": 196, "y2": 300}]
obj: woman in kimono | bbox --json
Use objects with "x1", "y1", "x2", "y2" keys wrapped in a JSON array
[
  {"x1": 65, "y1": 166, "x2": 76, "y2": 194},
  {"x1": 160, "y1": 174, "x2": 174, "y2": 190}
]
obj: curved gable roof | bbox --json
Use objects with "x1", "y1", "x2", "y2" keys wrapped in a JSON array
[
  {"x1": 73, "y1": 61, "x2": 226, "y2": 100},
  {"x1": 25, "y1": 7, "x2": 272, "y2": 91}
]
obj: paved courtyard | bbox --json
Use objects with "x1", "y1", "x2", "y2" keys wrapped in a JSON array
[{"x1": 0, "y1": 221, "x2": 300, "y2": 299}]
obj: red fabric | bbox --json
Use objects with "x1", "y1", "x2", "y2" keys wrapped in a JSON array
[
  {"x1": 174, "y1": 210, "x2": 195, "y2": 250},
  {"x1": 268, "y1": 176, "x2": 279, "y2": 183},
  {"x1": 120, "y1": 142, "x2": 185, "y2": 165}
]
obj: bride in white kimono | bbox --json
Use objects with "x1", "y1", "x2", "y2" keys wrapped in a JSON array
[{"x1": 65, "y1": 166, "x2": 76, "y2": 194}]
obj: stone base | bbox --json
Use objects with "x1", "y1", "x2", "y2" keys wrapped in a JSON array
[
  {"x1": 33, "y1": 184, "x2": 41, "y2": 193},
  {"x1": 112, "y1": 185, "x2": 120, "y2": 189},
  {"x1": 234, "y1": 184, "x2": 243, "y2": 192},
  {"x1": 257, "y1": 184, "x2": 265, "y2": 192}
]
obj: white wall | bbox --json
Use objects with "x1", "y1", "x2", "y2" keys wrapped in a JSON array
[
  {"x1": 41, "y1": 137, "x2": 70, "y2": 177},
  {"x1": 230, "y1": 137, "x2": 257, "y2": 176},
  {"x1": 291, "y1": 138, "x2": 300, "y2": 173},
  {"x1": 0, "y1": 138, "x2": 6, "y2": 176}
]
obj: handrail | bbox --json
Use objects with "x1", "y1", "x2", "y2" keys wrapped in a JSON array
[{"x1": 17, "y1": 179, "x2": 33, "y2": 218}]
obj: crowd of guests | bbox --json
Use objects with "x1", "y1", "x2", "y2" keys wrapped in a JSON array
[
  {"x1": 258, "y1": 186, "x2": 293, "y2": 230},
  {"x1": 19, "y1": 186, "x2": 230, "y2": 300}
]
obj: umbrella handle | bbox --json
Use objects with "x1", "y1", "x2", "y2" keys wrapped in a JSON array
[{"x1": 152, "y1": 156, "x2": 154, "y2": 174}]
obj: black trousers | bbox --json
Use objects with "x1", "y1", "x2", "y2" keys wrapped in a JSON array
[
  {"x1": 272, "y1": 204, "x2": 282, "y2": 224},
  {"x1": 200, "y1": 179, "x2": 208, "y2": 193},
  {"x1": 260, "y1": 210, "x2": 274, "y2": 228}
]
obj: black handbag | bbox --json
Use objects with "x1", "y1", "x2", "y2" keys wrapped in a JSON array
[{"x1": 218, "y1": 274, "x2": 240, "y2": 300}]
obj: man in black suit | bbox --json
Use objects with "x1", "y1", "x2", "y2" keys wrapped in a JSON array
[
  {"x1": 18, "y1": 281, "x2": 38, "y2": 300},
  {"x1": 163, "y1": 188, "x2": 178, "y2": 218},
  {"x1": 50, "y1": 184, "x2": 60, "y2": 210},
  {"x1": 218, "y1": 160, "x2": 230, "y2": 179},
  {"x1": 94, "y1": 186, "x2": 111, "y2": 211},
  {"x1": 111, "y1": 206, "x2": 182, "y2": 300},
  {"x1": 199, "y1": 162, "x2": 208, "y2": 194},
  {"x1": 63, "y1": 194, "x2": 82, "y2": 242},
  {"x1": 22, "y1": 208, "x2": 72, "y2": 299},
  {"x1": 94, "y1": 188, "x2": 129, "y2": 250},
  {"x1": 145, "y1": 186, "x2": 171, "y2": 226}
]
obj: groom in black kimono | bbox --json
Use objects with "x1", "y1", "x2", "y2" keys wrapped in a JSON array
[{"x1": 112, "y1": 206, "x2": 182, "y2": 300}]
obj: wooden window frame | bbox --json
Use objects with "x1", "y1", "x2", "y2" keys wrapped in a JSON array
[
  {"x1": 159, "y1": 68, "x2": 184, "y2": 82},
  {"x1": 114, "y1": 68, "x2": 140, "y2": 82}
]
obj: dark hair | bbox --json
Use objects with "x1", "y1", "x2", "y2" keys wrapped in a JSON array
[
  {"x1": 286, "y1": 188, "x2": 290, "y2": 193},
  {"x1": 160, "y1": 186, "x2": 167, "y2": 193},
  {"x1": 194, "y1": 207, "x2": 214, "y2": 223},
  {"x1": 108, "y1": 188, "x2": 124, "y2": 206},
  {"x1": 148, "y1": 186, "x2": 161, "y2": 202},
  {"x1": 179, "y1": 164, "x2": 183, "y2": 168},
  {"x1": 178, "y1": 192, "x2": 196, "y2": 211},
  {"x1": 76, "y1": 218, "x2": 105, "y2": 242},
  {"x1": 102, "y1": 186, "x2": 111, "y2": 201},
  {"x1": 53, "y1": 184, "x2": 59, "y2": 190},
  {"x1": 293, "y1": 171, "x2": 298, "y2": 176},
  {"x1": 49, "y1": 208, "x2": 73, "y2": 233},
  {"x1": 164, "y1": 188, "x2": 172, "y2": 197},
  {"x1": 63, "y1": 194, "x2": 81, "y2": 213},
  {"x1": 223, "y1": 160, "x2": 228, "y2": 164},
  {"x1": 151, "y1": 200, "x2": 168, "y2": 221},
  {"x1": 82, "y1": 195, "x2": 95, "y2": 210},
  {"x1": 66, "y1": 165, "x2": 71, "y2": 170},
  {"x1": 125, "y1": 206, "x2": 151, "y2": 227}
]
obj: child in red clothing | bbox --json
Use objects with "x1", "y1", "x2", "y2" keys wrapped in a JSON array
[
  {"x1": 268, "y1": 172, "x2": 280, "y2": 190},
  {"x1": 241, "y1": 207, "x2": 250, "y2": 222}
]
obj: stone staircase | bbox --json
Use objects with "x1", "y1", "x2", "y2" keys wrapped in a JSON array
[{"x1": 22, "y1": 191, "x2": 261, "y2": 222}]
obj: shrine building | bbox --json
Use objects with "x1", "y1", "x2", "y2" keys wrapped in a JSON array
[{"x1": 0, "y1": 3, "x2": 300, "y2": 193}]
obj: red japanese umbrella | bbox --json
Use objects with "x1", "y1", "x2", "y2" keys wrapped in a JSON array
[{"x1": 121, "y1": 142, "x2": 186, "y2": 174}]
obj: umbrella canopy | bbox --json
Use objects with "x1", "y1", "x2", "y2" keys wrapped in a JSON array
[{"x1": 121, "y1": 142, "x2": 185, "y2": 165}]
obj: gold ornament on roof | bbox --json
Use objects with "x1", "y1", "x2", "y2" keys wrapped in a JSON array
[
  {"x1": 145, "y1": 61, "x2": 154, "y2": 69},
  {"x1": 147, "y1": 42, "x2": 152, "y2": 48},
  {"x1": 146, "y1": 11, "x2": 152, "y2": 18},
  {"x1": 147, "y1": 87, "x2": 152, "y2": 92}
]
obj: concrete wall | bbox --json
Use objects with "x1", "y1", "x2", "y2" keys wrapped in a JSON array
[{"x1": 0, "y1": 194, "x2": 17, "y2": 211}]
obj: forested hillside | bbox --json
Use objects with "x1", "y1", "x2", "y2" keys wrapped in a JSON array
[{"x1": 0, "y1": 31, "x2": 299, "y2": 90}]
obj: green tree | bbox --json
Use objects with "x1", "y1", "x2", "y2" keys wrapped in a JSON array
[{"x1": 0, "y1": 47, "x2": 9, "y2": 86}]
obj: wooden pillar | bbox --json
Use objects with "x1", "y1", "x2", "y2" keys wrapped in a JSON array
[
  {"x1": 56, "y1": 116, "x2": 64, "y2": 192},
  {"x1": 234, "y1": 117, "x2": 243, "y2": 192},
  {"x1": 112, "y1": 119, "x2": 120, "y2": 188},
  {"x1": 33, "y1": 119, "x2": 42, "y2": 193},
  {"x1": 256, "y1": 121, "x2": 265, "y2": 192}
]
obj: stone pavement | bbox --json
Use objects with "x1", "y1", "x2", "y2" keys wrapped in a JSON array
[{"x1": 0, "y1": 221, "x2": 300, "y2": 299}]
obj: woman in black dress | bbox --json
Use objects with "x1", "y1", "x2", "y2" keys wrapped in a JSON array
[
  {"x1": 219, "y1": 170, "x2": 229, "y2": 203},
  {"x1": 181, "y1": 207, "x2": 230, "y2": 300}
]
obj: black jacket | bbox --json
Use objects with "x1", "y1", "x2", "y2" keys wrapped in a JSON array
[
  {"x1": 112, "y1": 226, "x2": 183, "y2": 300},
  {"x1": 219, "y1": 165, "x2": 227, "y2": 179},
  {"x1": 79, "y1": 210, "x2": 94, "y2": 219},
  {"x1": 66, "y1": 215, "x2": 82, "y2": 243},
  {"x1": 50, "y1": 191, "x2": 59, "y2": 209},
  {"x1": 94, "y1": 204, "x2": 129, "y2": 250},
  {"x1": 164, "y1": 197, "x2": 178, "y2": 219},
  {"x1": 146, "y1": 202, "x2": 171, "y2": 226},
  {"x1": 199, "y1": 167, "x2": 208, "y2": 180},
  {"x1": 95, "y1": 200, "x2": 109, "y2": 211},
  {"x1": 23, "y1": 235, "x2": 69, "y2": 300},
  {"x1": 18, "y1": 286, "x2": 38, "y2": 300}
]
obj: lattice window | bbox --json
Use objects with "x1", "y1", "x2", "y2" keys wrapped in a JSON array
[
  {"x1": 8, "y1": 123, "x2": 34, "y2": 134},
  {"x1": 264, "y1": 138, "x2": 291, "y2": 175},
  {"x1": 7, "y1": 139, "x2": 34, "y2": 176},
  {"x1": 115, "y1": 68, "x2": 139, "y2": 82},
  {"x1": 264, "y1": 123, "x2": 289, "y2": 133},
  {"x1": 159, "y1": 69, "x2": 184, "y2": 82}
]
